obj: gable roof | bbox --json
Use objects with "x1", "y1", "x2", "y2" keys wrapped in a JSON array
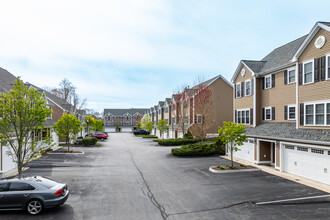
[
  {"x1": 292, "y1": 21, "x2": 330, "y2": 62},
  {"x1": 103, "y1": 108, "x2": 149, "y2": 116},
  {"x1": 158, "y1": 101, "x2": 165, "y2": 108},
  {"x1": 0, "y1": 67, "x2": 17, "y2": 92}
]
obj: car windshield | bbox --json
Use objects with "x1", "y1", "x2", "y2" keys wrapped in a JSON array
[{"x1": 34, "y1": 177, "x2": 58, "y2": 189}]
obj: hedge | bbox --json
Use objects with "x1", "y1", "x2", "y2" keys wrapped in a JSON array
[
  {"x1": 211, "y1": 139, "x2": 226, "y2": 155},
  {"x1": 81, "y1": 137, "x2": 98, "y2": 146},
  {"x1": 157, "y1": 138, "x2": 198, "y2": 146},
  {"x1": 172, "y1": 143, "x2": 215, "y2": 156},
  {"x1": 136, "y1": 135, "x2": 158, "y2": 138}
]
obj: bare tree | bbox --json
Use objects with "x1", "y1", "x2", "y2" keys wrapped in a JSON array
[
  {"x1": 191, "y1": 77, "x2": 213, "y2": 142},
  {"x1": 172, "y1": 84, "x2": 190, "y2": 137},
  {"x1": 59, "y1": 78, "x2": 75, "y2": 103}
]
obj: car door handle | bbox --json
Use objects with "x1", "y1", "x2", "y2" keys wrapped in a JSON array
[{"x1": 24, "y1": 194, "x2": 29, "y2": 197}]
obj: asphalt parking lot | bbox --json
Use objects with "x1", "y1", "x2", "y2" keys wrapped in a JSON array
[{"x1": 1, "y1": 133, "x2": 330, "y2": 219}]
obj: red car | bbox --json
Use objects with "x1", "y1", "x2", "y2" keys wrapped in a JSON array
[{"x1": 88, "y1": 133, "x2": 107, "y2": 141}]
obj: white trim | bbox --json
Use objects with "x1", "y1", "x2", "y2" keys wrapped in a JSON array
[
  {"x1": 287, "y1": 67, "x2": 296, "y2": 84},
  {"x1": 302, "y1": 59, "x2": 314, "y2": 85},
  {"x1": 253, "y1": 77, "x2": 256, "y2": 127},
  {"x1": 231, "y1": 61, "x2": 256, "y2": 83},
  {"x1": 326, "y1": 53, "x2": 330, "y2": 80},
  {"x1": 295, "y1": 62, "x2": 299, "y2": 129},
  {"x1": 287, "y1": 104, "x2": 296, "y2": 120},
  {"x1": 256, "y1": 139, "x2": 276, "y2": 165},
  {"x1": 264, "y1": 74, "x2": 272, "y2": 89},
  {"x1": 292, "y1": 22, "x2": 330, "y2": 61}
]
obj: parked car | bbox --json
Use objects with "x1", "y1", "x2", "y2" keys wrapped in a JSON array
[
  {"x1": 99, "y1": 131, "x2": 108, "y2": 137},
  {"x1": 133, "y1": 129, "x2": 150, "y2": 135},
  {"x1": 87, "y1": 133, "x2": 107, "y2": 141},
  {"x1": 0, "y1": 176, "x2": 69, "y2": 215}
]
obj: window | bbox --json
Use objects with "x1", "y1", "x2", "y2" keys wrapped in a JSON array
[
  {"x1": 264, "y1": 75, "x2": 271, "y2": 89},
  {"x1": 288, "y1": 68, "x2": 296, "y2": 84},
  {"x1": 245, "y1": 80, "x2": 251, "y2": 96},
  {"x1": 311, "y1": 148, "x2": 324, "y2": 154},
  {"x1": 297, "y1": 147, "x2": 308, "y2": 152},
  {"x1": 197, "y1": 114, "x2": 203, "y2": 124},
  {"x1": 304, "y1": 102, "x2": 330, "y2": 126},
  {"x1": 237, "y1": 109, "x2": 250, "y2": 125},
  {"x1": 0, "y1": 183, "x2": 8, "y2": 192},
  {"x1": 303, "y1": 61, "x2": 313, "y2": 84},
  {"x1": 8, "y1": 182, "x2": 35, "y2": 191},
  {"x1": 305, "y1": 104, "x2": 314, "y2": 125},
  {"x1": 265, "y1": 107, "x2": 271, "y2": 120},
  {"x1": 236, "y1": 83, "x2": 241, "y2": 98},
  {"x1": 316, "y1": 104, "x2": 325, "y2": 125},
  {"x1": 285, "y1": 145, "x2": 294, "y2": 150},
  {"x1": 288, "y1": 106, "x2": 296, "y2": 120}
]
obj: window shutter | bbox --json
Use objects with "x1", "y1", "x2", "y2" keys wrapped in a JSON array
[
  {"x1": 262, "y1": 77, "x2": 265, "y2": 90},
  {"x1": 241, "y1": 82, "x2": 244, "y2": 97},
  {"x1": 272, "y1": 107, "x2": 275, "y2": 120},
  {"x1": 262, "y1": 108, "x2": 265, "y2": 121},
  {"x1": 284, "y1": 70, "x2": 287, "y2": 85},
  {"x1": 271, "y1": 74, "x2": 275, "y2": 88},
  {"x1": 321, "y1": 56, "x2": 326, "y2": 81},
  {"x1": 250, "y1": 108, "x2": 253, "y2": 125},
  {"x1": 251, "y1": 79, "x2": 254, "y2": 95},
  {"x1": 284, "y1": 105, "x2": 288, "y2": 120},
  {"x1": 300, "y1": 103, "x2": 304, "y2": 125},
  {"x1": 314, "y1": 58, "x2": 320, "y2": 82},
  {"x1": 194, "y1": 115, "x2": 197, "y2": 123},
  {"x1": 298, "y1": 63, "x2": 303, "y2": 85},
  {"x1": 235, "y1": 110, "x2": 237, "y2": 123},
  {"x1": 234, "y1": 84, "x2": 237, "y2": 98}
]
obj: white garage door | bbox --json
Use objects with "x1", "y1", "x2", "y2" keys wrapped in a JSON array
[
  {"x1": 233, "y1": 141, "x2": 254, "y2": 163},
  {"x1": 283, "y1": 145, "x2": 330, "y2": 185},
  {"x1": 105, "y1": 127, "x2": 116, "y2": 132},
  {"x1": 121, "y1": 127, "x2": 132, "y2": 133}
]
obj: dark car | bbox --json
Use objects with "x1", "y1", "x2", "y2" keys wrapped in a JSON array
[
  {"x1": 87, "y1": 133, "x2": 107, "y2": 141},
  {"x1": 0, "y1": 176, "x2": 69, "y2": 215},
  {"x1": 133, "y1": 129, "x2": 150, "y2": 135}
]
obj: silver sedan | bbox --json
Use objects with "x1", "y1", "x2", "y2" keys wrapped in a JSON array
[{"x1": 0, "y1": 176, "x2": 69, "y2": 215}]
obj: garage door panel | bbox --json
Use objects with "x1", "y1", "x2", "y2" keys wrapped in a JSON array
[
  {"x1": 283, "y1": 145, "x2": 330, "y2": 185},
  {"x1": 233, "y1": 142, "x2": 254, "y2": 163}
]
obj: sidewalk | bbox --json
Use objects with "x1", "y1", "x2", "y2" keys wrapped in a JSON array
[{"x1": 221, "y1": 155, "x2": 330, "y2": 194}]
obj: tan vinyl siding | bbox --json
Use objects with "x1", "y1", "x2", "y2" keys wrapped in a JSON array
[
  {"x1": 234, "y1": 66, "x2": 254, "y2": 110},
  {"x1": 298, "y1": 28, "x2": 330, "y2": 129},
  {"x1": 259, "y1": 71, "x2": 296, "y2": 122}
]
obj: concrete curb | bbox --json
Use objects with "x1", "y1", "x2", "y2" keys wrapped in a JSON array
[
  {"x1": 47, "y1": 151, "x2": 85, "y2": 155},
  {"x1": 209, "y1": 166, "x2": 261, "y2": 174},
  {"x1": 257, "y1": 194, "x2": 330, "y2": 205}
]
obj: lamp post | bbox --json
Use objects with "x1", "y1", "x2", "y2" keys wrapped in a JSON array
[{"x1": 86, "y1": 119, "x2": 89, "y2": 135}]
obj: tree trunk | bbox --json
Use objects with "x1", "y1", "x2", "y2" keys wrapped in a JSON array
[{"x1": 231, "y1": 142, "x2": 233, "y2": 167}]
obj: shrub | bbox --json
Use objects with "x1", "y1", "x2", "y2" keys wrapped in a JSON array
[
  {"x1": 183, "y1": 131, "x2": 193, "y2": 139},
  {"x1": 153, "y1": 139, "x2": 161, "y2": 142},
  {"x1": 211, "y1": 139, "x2": 226, "y2": 155},
  {"x1": 136, "y1": 135, "x2": 158, "y2": 138},
  {"x1": 81, "y1": 137, "x2": 98, "y2": 146},
  {"x1": 171, "y1": 143, "x2": 215, "y2": 156},
  {"x1": 158, "y1": 138, "x2": 197, "y2": 146},
  {"x1": 77, "y1": 136, "x2": 83, "y2": 139},
  {"x1": 226, "y1": 165, "x2": 233, "y2": 169},
  {"x1": 240, "y1": 164, "x2": 246, "y2": 167}
]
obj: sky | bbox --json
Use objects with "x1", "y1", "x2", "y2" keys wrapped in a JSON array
[{"x1": 1, "y1": 0, "x2": 330, "y2": 113}]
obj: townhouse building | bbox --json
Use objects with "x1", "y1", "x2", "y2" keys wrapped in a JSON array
[
  {"x1": 103, "y1": 108, "x2": 147, "y2": 132},
  {"x1": 149, "y1": 74, "x2": 233, "y2": 139},
  {"x1": 232, "y1": 21, "x2": 330, "y2": 185}
]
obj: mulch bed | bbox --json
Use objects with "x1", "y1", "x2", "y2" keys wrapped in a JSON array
[{"x1": 211, "y1": 165, "x2": 256, "y2": 171}]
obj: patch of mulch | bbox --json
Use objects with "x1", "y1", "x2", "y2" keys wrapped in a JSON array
[{"x1": 211, "y1": 165, "x2": 256, "y2": 171}]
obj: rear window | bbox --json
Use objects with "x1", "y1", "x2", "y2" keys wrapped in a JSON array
[
  {"x1": 0, "y1": 182, "x2": 8, "y2": 192},
  {"x1": 35, "y1": 177, "x2": 58, "y2": 189}
]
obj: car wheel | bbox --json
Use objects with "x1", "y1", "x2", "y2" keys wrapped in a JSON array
[
  {"x1": 26, "y1": 199, "x2": 43, "y2": 215},
  {"x1": 101, "y1": 138, "x2": 104, "y2": 141}
]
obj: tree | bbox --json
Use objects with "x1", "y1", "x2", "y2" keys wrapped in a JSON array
[
  {"x1": 84, "y1": 116, "x2": 95, "y2": 134},
  {"x1": 157, "y1": 120, "x2": 169, "y2": 139},
  {"x1": 193, "y1": 79, "x2": 213, "y2": 142},
  {"x1": 141, "y1": 114, "x2": 152, "y2": 129},
  {"x1": 136, "y1": 122, "x2": 142, "y2": 129},
  {"x1": 0, "y1": 79, "x2": 53, "y2": 174},
  {"x1": 92, "y1": 120, "x2": 104, "y2": 132},
  {"x1": 145, "y1": 121, "x2": 154, "y2": 133},
  {"x1": 218, "y1": 121, "x2": 247, "y2": 167},
  {"x1": 59, "y1": 78, "x2": 75, "y2": 103},
  {"x1": 53, "y1": 113, "x2": 82, "y2": 151}
]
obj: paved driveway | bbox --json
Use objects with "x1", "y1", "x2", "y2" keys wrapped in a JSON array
[{"x1": 1, "y1": 133, "x2": 330, "y2": 219}]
